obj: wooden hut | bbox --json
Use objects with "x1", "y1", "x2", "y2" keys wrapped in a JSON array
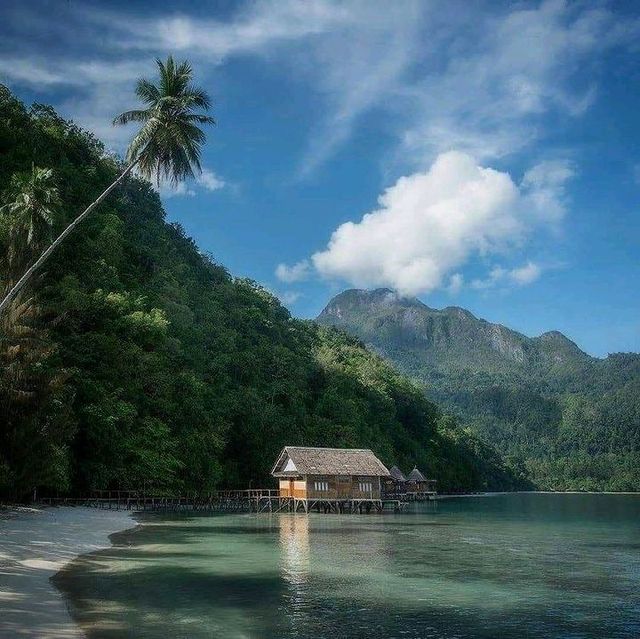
[
  {"x1": 271, "y1": 446, "x2": 390, "y2": 502},
  {"x1": 405, "y1": 467, "x2": 437, "y2": 495},
  {"x1": 385, "y1": 465, "x2": 407, "y2": 496}
]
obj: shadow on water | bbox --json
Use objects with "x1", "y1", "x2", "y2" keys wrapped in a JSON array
[{"x1": 53, "y1": 495, "x2": 640, "y2": 639}]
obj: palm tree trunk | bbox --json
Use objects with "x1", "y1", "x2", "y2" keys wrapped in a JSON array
[{"x1": 0, "y1": 158, "x2": 139, "y2": 316}]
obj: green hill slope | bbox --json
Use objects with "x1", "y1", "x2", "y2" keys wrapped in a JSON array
[
  {"x1": 318, "y1": 289, "x2": 640, "y2": 491},
  {"x1": 0, "y1": 87, "x2": 524, "y2": 499}
]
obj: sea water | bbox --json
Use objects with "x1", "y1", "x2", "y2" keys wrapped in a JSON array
[{"x1": 55, "y1": 493, "x2": 640, "y2": 638}]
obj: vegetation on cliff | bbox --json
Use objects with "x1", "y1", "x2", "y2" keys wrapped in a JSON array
[
  {"x1": 318, "y1": 288, "x2": 640, "y2": 491},
  {"x1": 0, "y1": 87, "x2": 523, "y2": 499}
]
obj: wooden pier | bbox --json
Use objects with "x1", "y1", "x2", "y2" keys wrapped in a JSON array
[{"x1": 38, "y1": 489, "x2": 414, "y2": 514}]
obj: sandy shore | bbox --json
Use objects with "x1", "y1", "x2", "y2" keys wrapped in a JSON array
[{"x1": 0, "y1": 506, "x2": 134, "y2": 638}]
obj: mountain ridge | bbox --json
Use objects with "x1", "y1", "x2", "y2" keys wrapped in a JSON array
[
  {"x1": 317, "y1": 288, "x2": 593, "y2": 374},
  {"x1": 317, "y1": 288, "x2": 640, "y2": 491}
]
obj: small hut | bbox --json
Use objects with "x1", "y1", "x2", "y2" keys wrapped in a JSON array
[
  {"x1": 405, "y1": 467, "x2": 437, "y2": 495},
  {"x1": 271, "y1": 446, "x2": 390, "y2": 500},
  {"x1": 385, "y1": 465, "x2": 407, "y2": 496}
]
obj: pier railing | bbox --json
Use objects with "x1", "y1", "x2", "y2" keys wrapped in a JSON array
[{"x1": 37, "y1": 486, "x2": 436, "y2": 512}]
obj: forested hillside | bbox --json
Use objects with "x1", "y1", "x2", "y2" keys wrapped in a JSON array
[
  {"x1": 318, "y1": 289, "x2": 640, "y2": 491},
  {"x1": 0, "y1": 87, "x2": 524, "y2": 500}
]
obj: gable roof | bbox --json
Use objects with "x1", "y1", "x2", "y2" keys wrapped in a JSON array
[
  {"x1": 271, "y1": 446, "x2": 390, "y2": 477},
  {"x1": 406, "y1": 467, "x2": 427, "y2": 482},
  {"x1": 389, "y1": 465, "x2": 406, "y2": 482}
]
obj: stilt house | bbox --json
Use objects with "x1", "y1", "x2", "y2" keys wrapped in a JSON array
[
  {"x1": 271, "y1": 446, "x2": 391, "y2": 500},
  {"x1": 385, "y1": 465, "x2": 407, "y2": 496},
  {"x1": 405, "y1": 467, "x2": 437, "y2": 494}
]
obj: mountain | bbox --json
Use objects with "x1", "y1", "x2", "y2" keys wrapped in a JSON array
[
  {"x1": 0, "y1": 86, "x2": 524, "y2": 500},
  {"x1": 318, "y1": 289, "x2": 640, "y2": 491}
]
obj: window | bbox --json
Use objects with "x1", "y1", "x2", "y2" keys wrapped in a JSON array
[
  {"x1": 358, "y1": 481, "x2": 373, "y2": 493},
  {"x1": 313, "y1": 481, "x2": 329, "y2": 492}
]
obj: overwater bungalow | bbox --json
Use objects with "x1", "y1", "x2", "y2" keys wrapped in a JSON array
[
  {"x1": 271, "y1": 446, "x2": 392, "y2": 512},
  {"x1": 405, "y1": 467, "x2": 437, "y2": 496},
  {"x1": 385, "y1": 465, "x2": 407, "y2": 496}
]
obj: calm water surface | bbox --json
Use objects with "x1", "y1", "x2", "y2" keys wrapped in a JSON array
[{"x1": 55, "y1": 494, "x2": 640, "y2": 638}]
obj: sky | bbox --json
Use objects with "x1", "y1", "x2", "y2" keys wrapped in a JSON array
[{"x1": 1, "y1": 0, "x2": 639, "y2": 357}]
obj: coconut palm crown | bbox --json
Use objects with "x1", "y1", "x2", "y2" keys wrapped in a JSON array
[
  {"x1": 114, "y1": 56, "x2": 215, "y2": 186},
  {"x1": 1, "y1": 167, "x2": 60, "y2": 249},
  {"x1": 0, "y1": 56, "x2": 214, "y2": 317}
]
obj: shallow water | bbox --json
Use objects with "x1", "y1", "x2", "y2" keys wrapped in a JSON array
[{"x1": 55, "y1": 494, "x2": 640, "y2": 638}]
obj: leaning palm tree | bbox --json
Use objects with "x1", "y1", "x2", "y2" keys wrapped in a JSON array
[{"x1": 0, "y1": 55, "x2": 215, "y2": 315}]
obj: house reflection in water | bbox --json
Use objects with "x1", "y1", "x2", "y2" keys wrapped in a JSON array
[{"x1": 279, "y1": 514, "x2": 311, "y2": 624}]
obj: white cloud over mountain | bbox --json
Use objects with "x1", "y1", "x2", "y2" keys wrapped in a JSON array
[{"x1": 310, "y1": 151, "x2": 571, "y2": 295}]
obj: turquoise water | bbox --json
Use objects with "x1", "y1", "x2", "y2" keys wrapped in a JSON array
[{"x1": 56, "y1": 494, "x2": 640, "y2": 638}]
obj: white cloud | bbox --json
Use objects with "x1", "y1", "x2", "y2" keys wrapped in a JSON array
[
  {"x1": 312, "y1": 151, "x2": 571, "y2": 296},
  {"x1": 510, "y1": 261, "x2": 542, "y2": 285},
  {"x1": 471, "y1": 261, "x2": 542, "y2": 290},
  {"x1": 447, "y1": 273, "x2": 464, "y2": 295},
  {"x1": 275, "y1": 260, "x2": 311, "y2": 283},
  {"x1": 1, "y1": 1, "x2": 636, "y2": 173},
  {"x1": 158, "y1": 182, "x2": 196, "y2": 199},
  {"x1": 398, "y1": 1, "x2": 638, "y2": 168},
  {"x1": 279, "y1": 291, "x2": 302, "y2": 305},
  {"x1": 104, "y1": 0, "x2": 353, "y2": 57},
  {"x1": 197, "y1": 168, "x2": 225, "y2": 192},
  {"x1": 156, "y1": 167, "x2": 225, "y2": 199},
  {"x1": 521, "y1": 159, "x2": 575, "y2": 223}
]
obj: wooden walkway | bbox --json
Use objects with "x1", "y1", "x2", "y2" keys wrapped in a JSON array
[
  {"x1": 40, "y1": 488, "x2": 420, "y2": 513},
  {"x1": 38, "y1": 488, "x2": 433, "y2": 514}
]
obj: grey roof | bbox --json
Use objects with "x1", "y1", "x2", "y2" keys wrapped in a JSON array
[
  {"x1": 406, "y1": 467, "x2": 427, "y2": 482},
  {"x1": 389, "y1": 465, "x2": 406, "y2": 482},
  {"x1": 271, "y1": 446, "x2": 390, "y2": 477}
]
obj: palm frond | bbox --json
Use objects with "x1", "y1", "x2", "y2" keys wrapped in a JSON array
[
  {"x1": 114, "y1": 55, "x2": 215, "y2": 186},
  {"x1": 113, "y1": 109, "x2": 151, "y2": 126}
]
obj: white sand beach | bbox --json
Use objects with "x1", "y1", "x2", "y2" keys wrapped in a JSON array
[{"x1": 0, "y1": 506, "x2": 134, "y2": 638}]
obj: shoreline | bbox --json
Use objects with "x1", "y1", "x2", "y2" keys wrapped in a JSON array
[
  {"x1": 436, "y1": 490, "x2": 640, "y2": 499},
  {"x1": 0, "y1": 506, "x2": 135, "y2": 638}
]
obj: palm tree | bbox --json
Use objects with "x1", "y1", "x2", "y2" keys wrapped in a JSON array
[
  {"x1": 0, "y1": 167, "x2": 61, "y2": 282},
  {"x1": 1, "y1": 167, "x2": 60, "y2": 248},
  {"x1": 0, "y1": 55, "x2": 215, "y2": 316}
]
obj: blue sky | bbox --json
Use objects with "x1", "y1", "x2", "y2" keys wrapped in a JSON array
[{"x1": 1, "y1": 0, "x2": 639, "y2": 357}]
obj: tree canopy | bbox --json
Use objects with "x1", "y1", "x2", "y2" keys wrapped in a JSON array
[{"x1": 0, "y1": 86, "x2": 524, "y2": 500}]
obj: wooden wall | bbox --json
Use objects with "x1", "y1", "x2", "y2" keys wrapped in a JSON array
[{"x1": 278, "y1": 475, "x2": 382, "y2": 499}]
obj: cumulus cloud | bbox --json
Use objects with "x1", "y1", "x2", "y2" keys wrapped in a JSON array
[
  {"x1": 312, "y1": 151, "x2": 570, "y2": 296},
  {"x1": 275, "y1": 260, "x2": 311, "y2": 283}
]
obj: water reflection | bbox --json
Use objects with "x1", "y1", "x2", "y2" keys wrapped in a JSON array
[
  {"x1": 279, "y1": 514, "x2": 311, "y2": 631},
  {"x1": 52, "y1": 496, "x2": 640, "y2": 639}
]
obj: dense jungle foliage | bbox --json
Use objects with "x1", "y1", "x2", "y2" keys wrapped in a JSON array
[
  {"x1": 318, "y1": 289, "x2": 640, "y2": 491},
  {"x1": 0, "y1": 87, "x2": 524, "y2": 500}
]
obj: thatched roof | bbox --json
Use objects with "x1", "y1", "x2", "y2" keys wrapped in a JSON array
[
  {"x1": 389, "y1": 465, "x2": 406, "y2": 482},
  {"x1": 271, "y1": 447, "x2": 390, "y2": 477},
  {"x1": 406, "y1": 467, "x2": 427, "y2": 482}
]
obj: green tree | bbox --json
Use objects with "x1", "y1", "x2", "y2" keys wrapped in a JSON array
[
  {"x1": 0, "y1": 167, "x2": 60, "y2": 283},
  {"x1": 0, "y1": 56, "x2": 214, "y2": 315}
]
